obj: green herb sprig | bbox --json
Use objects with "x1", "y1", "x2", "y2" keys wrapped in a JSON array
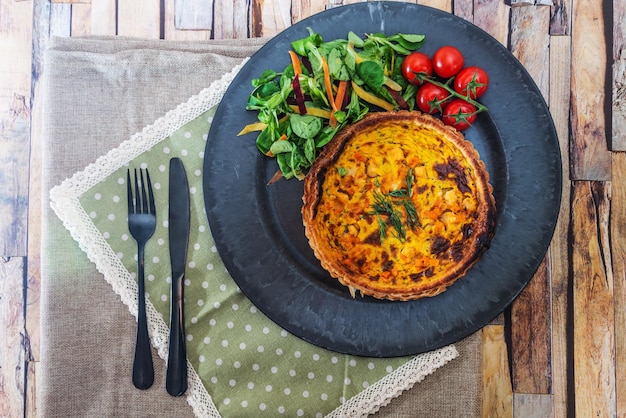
[{"x1": 369, "y1": 168, "x2": 419, "y2": 242}]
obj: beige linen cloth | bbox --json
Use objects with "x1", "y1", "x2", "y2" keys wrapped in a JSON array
[{"x1": 39, "y1": 36, "x2": 482, "y2": 417}]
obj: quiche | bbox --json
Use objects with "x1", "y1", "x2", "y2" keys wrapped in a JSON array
[{"x1": 302, "y1": 111, "x2": 496, "y2": 301}]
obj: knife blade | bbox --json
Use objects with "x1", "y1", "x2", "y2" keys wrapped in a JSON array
[{"x1": 166, "y1": 157, "x2": 190, "y2": 396}]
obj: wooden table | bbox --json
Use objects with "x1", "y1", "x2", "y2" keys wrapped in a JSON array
[{"x1": 0, "y1": 0, "x2": 624, "y2": 416}]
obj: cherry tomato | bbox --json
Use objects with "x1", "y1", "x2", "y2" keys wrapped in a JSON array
[
  {"x1": 432, "y1": 46, "x2": 464, "y2": 78},
  {"x1": 442, "y1": 99, "x2": 477, "y2": 131},
  {"x1": 401, "y1": 52, "x2": 433, "y2": 85},
  {"x1": 416, "y1": 83, "x2": 451, "y2": 114},
  {"x1": 454, "y1": 66, "x2": 489, "y2": 99}
]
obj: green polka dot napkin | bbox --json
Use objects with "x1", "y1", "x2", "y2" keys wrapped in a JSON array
[{"x1": 50, "y1": 61, "x2": 458, "y2": 417}]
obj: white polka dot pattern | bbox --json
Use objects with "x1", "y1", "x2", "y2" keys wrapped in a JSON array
[{"x1": 53, "y1": 77, "x2": 458, "y2": 417}]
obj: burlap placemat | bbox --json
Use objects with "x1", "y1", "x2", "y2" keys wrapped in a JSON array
[{"x1": 39, "y1": 36, "x2": 481, "y2": 417}]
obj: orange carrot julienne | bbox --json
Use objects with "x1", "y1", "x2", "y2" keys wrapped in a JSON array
[
  {"x1": 278, "y1": 133, "x2": 288, "y2": 141},
  {"x1": 288, "y1": 50, "x2": 302, "y2": 76},
  {"x1": 321, "y1": 56, "x2": 336, "y2": 112},
  {"x1": 334, "y1": 80, "x2": 348, "y2": 111}
]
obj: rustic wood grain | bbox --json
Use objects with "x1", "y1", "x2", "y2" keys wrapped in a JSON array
[
  {"x1": 0, "y1": 257, "x2": 27, "y2": 418},
  {"x1": 211, "y1": 0, "x2": 249, "y2": 39},
  {"x1": 174, "y1": 0, "x2": 213, "y2": 30},
  {"x1": 572, "y1": 181, "x2": 616, "y2": 417},
  {"x1": 611, "y1": 152, "x2": 626, "y2": 417},
  {"x1": 510, "y1": 5, "x2": 550, "y2": 99},
  {"x1": 473, "y1": 0, "x2": 510, "y2": 46},
  {"x1": 117, "y1": 0, "x2": 161, "y2": 38},
  {"x1": 49, "y1": 3, "x2": 72, "y2": 37},
  {"x1": 164, "y1": 0, "x2": 212, "y2": 40},
  {"x1": 510, "y1": 257, "x2": 552, "y2": 394},
  {"x1": 71, "y1": 3, "x2": 92, "y2": 36},
  {"x1": 250, "y1": 0, "x2": 292, "y2": 38},
  {"x1": 453, "y1": 0, "x2": 473, "y2": 23},
  {"x1": 482, "y1": 325, "x2": 513, "y2": 418},
  {"x1": 0, "y1": 0, "x2": 32, "y2": 257},
  {"x1": 613, "y1": 59, "x2": 626, "y2": 150},
  {"x1": 513, "y1": 394, "x2": 553, "y2": 417},
  {"x1": 610, "y1": 0, "x2": 625, "y2": 150},
  {"x1": 291, "y1": 0, "x2": 327, "y2": 25},
  {"x1": 569, "y1": 0, "x2": 611, "y2": 180},
  {"x1": 508, "y1": 4, "x2": 552, "y2": 400},
  {"x1": 418, "y1": 0, "x2": 451, "y2": 12},
  {"x1": 548, "y1": 33, "x2": 572, "y2": 418},
  {"x1": 90, "y1": 0, "x2": 117, "y2": 36},
  {"x1": 549, "y1": 0, "x2": 569, "y2": 35}
]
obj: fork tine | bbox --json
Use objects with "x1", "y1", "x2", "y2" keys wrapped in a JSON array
[
  {"x1": 145, "y1": 170, "x2": 156, "y2": 215},
  {"x1": 139, "y1": 169, "x2": 149, "y2": 214},
  {"x1": 127, "y1": 169, "x2": 134, "y2": 215}
]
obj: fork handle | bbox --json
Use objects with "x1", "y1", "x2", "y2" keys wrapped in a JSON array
[
  {"x1": 166, "y1": 273, "x2": 187, "y2": 396},
  {"x1": 132, "y1": 246, "x2": 154, "y2": 389}
]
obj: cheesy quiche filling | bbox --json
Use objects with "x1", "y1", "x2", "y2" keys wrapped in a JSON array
[{"x1": 303, "y1": 111, "x2": 495, "y2": 300}]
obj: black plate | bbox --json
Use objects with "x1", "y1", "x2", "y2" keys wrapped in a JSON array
[{"x1": 203, "y1": 2, "x2": 561, "y2": 357}]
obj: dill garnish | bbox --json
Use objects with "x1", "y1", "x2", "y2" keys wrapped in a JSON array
[{"x1": 369, "y1": 169, "x2": 420, "y2": 242}]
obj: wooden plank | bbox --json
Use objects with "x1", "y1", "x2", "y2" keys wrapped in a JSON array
[
  {"x1": 569, "y1": 0, "x2": 611, "y2": 180},
  {"x1": 249, "y1": 0, "x2": 292, "y2": 38},
  {"x1": 71, "y1": 3, "x2": 91, "y2": 36},
  {"x1": 164, "y1": 0, "x2": 211, "y2": 40},
  {"x1": 418, "y1": 0, "x2": 452, "y2": 13},
  {"x1": 473, "y1": 0, "x2": 510, "y2": 46},
  {"x1": 572, "y1": 181, "x2": 616, "y2": 417},
  {"x1": 610, "y1": 0, "x2": 625, "y2": 149},
  {"x1": 0, "y1": 257, "x2": 27, "y2": 418},
  {"x1": 549, "y1": 0, "x2": 570, "y2": 35},
  {"x1": 49, "y1": 3, "x2": 72, "y2": 37},
  {"x1": 482, "y1": 325, "x2": 513, "y2": 418},
  {"x1": 291, "y1": 0, "x2": 327, "y2": 25},
  {"x1": 514, "y1": 394, "x2": 553, "y2": 417},
  {"x1": 174, "y1": 0, "x2": 213, "y2": 30},
  {"x1": 548, "y1": 34, "x2": 572, "y2": 418},
  {"x1": 117, "y1": 0, "x2": 161, "y2": 39},
  {"x1": 611, "y1": 152, "x2": 626, "y2": 417},
  {"x1": 510, "y1": 5, "x2": 550, "y2": 100},
  {"x1": 90, "y1": 0, "x2": 117, "y2": 36},
  {"x1": 0, "y1": 0, "x2": 32, "y2": 257},
  {"x1": 453, "y1": 0, "x2": 473, "y2": 23},
  {"x1": 508, "y1": 5, "x2": 552, "y2": 400},
  {"x1": 212, "y1": 0, "x2": 250, "y2": 39},
  {"x1": 613, "y1": 60, "x2": 626, "y2": 150},
  {"x1": 510, "y1": 257, "x2": 552, "y2": 394},
  {"x1": 25, "y1": 362, "x2": 38, "y2": 418}
]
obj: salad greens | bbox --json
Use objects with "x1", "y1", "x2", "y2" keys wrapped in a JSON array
[{"x1": 239, "y1": 29, "x2": 426, "y2": 181}]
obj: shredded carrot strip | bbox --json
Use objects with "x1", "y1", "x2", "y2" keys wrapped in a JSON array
[
  {"x1": 321, "y1": 56, "x2": 337, "y2": 112},
  {"x1": 278, "y1": 133, "x2": 288, "y2": 141},
  {"x1": 334, "y1": 80, "x2": 348, "y2": 110},
  {"x1": 288, "y1": 50, "x2": 302, "y2": 76},
  {"x1": 321, "y1": 56, "x2": 339, "y2": 127}
]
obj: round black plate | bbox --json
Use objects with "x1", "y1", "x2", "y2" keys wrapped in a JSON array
[{"x1": 203, "y1": 2, "x2": 561, "y2": 357}]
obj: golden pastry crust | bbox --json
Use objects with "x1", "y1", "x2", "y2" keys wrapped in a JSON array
[{"x1": 302, "y1": 111, "x2": 496, "y2": 301}]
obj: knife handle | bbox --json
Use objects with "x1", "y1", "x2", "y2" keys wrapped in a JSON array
[{"x1": 166, "y1": 274, "x2": 187, "y2": 396}]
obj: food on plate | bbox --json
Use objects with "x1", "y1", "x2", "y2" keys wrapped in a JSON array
[{"x1": 302, "y1": 111, "x2": 496, "y2": 301}]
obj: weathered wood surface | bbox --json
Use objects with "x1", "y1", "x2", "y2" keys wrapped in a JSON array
[
  {"x1": 572, "y1": 181, "x2": 616, "y2": 417},
  {"x1": 2, "y1": 0, "x2": 625, "y2": 416},
  {"x1": 481, "y1": 325, "x2": 513, "y2": 418},
  {"x1": 547, "y1": 33, "x2": 572, "y2": 418},
  {"x1": 0, "y1": 257, "x2": 28, "y2": 418},
  {"x1": 570, "y1": 0, "x2": 611, "y2": 179}
]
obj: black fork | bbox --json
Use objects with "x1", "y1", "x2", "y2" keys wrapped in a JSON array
[{"x1": 127, "y1": 168, "x2": 157, "y2": 390}]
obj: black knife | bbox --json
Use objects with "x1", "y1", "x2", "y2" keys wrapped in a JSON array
[{"x1": 166, "y1": 157, "x2": 190, "y2": 396}]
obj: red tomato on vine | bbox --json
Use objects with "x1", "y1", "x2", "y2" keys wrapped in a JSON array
[{"x1": 454, "y1": 66, "x2": 489, "y2": 99}]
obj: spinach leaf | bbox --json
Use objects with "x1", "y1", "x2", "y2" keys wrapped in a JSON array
[{"x1": 290, "y1": 114, "x2": 322, "y2": 139}]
